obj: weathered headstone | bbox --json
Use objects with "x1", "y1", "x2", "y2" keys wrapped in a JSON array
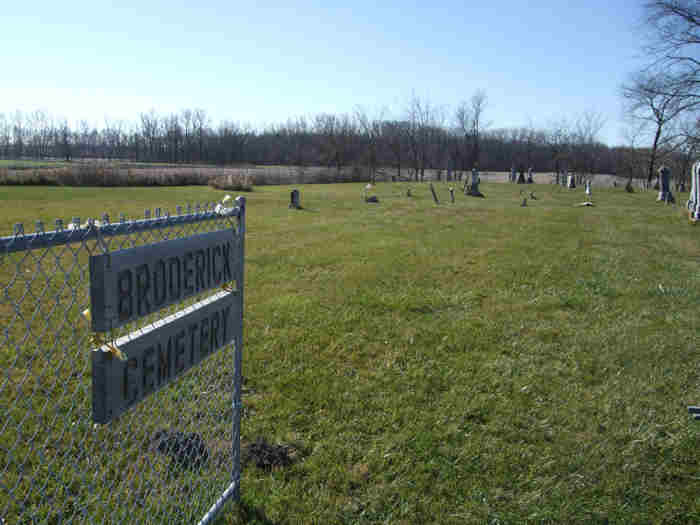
[
  {"x1": 429, "y1": 183, "x2": 440, "y2": 204},
  {"x1": 466, "y1": 168, "x2": 484, "y2": 197},
  {"x1": 364, "y1": 183, "x2": 379, "y2": 203},
  {"x1": 687, "y1": 160, "x2": 700, "y2": 222},
  {"x1": 656, "y1": 165, "x2": 675, "y2": 204},
  {"x1": 289, "y1": 189, "x2": 301, "y2": 209}
]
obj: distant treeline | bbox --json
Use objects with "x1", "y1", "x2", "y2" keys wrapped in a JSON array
[{"x1": 0, "y1": 106, "x2": 694, "y2": 181}]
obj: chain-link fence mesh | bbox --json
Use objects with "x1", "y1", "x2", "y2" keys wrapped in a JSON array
[{"x1": 1, "y1": 199, "x2": 245, "y2": 524}]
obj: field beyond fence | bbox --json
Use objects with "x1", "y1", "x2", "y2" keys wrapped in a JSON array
[
  {"x1": 1, "y1": 181, "x2": 699, "y2": 524},
  {"x1": 0, "y1": 160, "x2": 643, "y2": 189}
]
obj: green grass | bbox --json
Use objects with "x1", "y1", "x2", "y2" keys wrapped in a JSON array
[{"x1": 1, "y1": 182, "x2": 699, "y2": 524}]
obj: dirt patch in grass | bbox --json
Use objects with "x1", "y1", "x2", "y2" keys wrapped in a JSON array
[{"x1": 241, "y1": 437, "x2": 301, "y2": 471}]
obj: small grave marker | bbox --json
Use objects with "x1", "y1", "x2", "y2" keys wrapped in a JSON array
[
  {"x1": 466, "y1": 168, "x2": 484, "y2": 197},
  {"x1": 429, "y1": 183, "x2": 440, "y2": 204},
  {"x1": 689, "y1": 160, "x2": 700, "y2": 222},
  {"x1": 656, "y1": 166, "x2": 675, "y2": 204},
  {"x1": 289, "y1": 189, "x2": 301, "y2": 209}
]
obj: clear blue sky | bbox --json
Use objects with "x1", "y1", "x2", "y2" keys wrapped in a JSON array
[{"x1": 3, "y1": 1, "x2": 647, "y2": 146}]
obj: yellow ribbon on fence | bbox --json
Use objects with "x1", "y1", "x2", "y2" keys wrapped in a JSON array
[
  {"x1": 221, "y1": 280, "x2": 238, "y2": 294},
  {"x1": 82, "y1": 309, "x2": 127, "y2": 361}
]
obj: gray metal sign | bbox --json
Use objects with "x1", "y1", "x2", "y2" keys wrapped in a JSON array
[
  {"x1": 89, "y1": 229, "x2": 240, "y2": 332},
  {"x1": 92, "y1": 290, "x2": 241, "y2": 424}
]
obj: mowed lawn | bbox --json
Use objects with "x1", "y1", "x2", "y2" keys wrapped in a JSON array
[{"x1": 1, "y1": 182, "x2": 699, "y2": 524}]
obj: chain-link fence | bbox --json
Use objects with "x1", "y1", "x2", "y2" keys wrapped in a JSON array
[{"x1": 1, "y1": 198, "x2": 245, "y2": 524}]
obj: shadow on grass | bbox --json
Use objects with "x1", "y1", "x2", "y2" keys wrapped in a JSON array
[
  {"x1": 239, "y1": 501, "x2": 278, "y2": 524},
  {"x1": 214, "y1": 501, "x2": 277, "y2": 525}
]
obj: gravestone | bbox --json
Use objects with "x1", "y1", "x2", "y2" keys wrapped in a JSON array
[
  {"x1": 687, "y1": 160, "x2": 700, "y2": 221},
  {"x1": 466, "y1": 168, "x2": 484, "y2": 197},
  {"x1": 289, "y1": 189, "x2": 301, "y2": 209},
  {"x1": 429, "y1": 183, "x2": 440, "y2": 204},
  {"x1": 363, "y1": 183, "x2": 378, "y2": 203},
  {"x1": 656, "y1": 166, "x2": 675, "y2": 203}
]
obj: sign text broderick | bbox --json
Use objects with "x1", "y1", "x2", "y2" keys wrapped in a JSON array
[{"x1": 89, "y1": 229, "x2": 239, "y2": 332}]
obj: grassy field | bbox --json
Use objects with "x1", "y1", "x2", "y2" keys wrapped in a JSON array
[{"x1": 1, "y1": 182, "x2": 699, "y2": 524}]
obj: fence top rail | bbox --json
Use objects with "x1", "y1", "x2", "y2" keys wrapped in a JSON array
[{"x1": 0, "y1": 199, "x2": 244, "y2": 254}]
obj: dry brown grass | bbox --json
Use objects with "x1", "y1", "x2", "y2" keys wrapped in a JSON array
[{"x1": 0, "y1": 162, "x2": 638, "y2": 189}]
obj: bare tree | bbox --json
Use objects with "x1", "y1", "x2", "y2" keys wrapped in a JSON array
[
  {"x1": 57, "y1": 119, "x2": 72, "y2": 161},
  {"x1": 621, "y1": 70, "x2": 695, "y2": 182},
  {"x1": 12, "y1": 111, "x2": 25, "y2": 159},
  {"x1": 355, "y1": 106, "x2": 385, "y2": 183},
  {"x1": 455, "y1": 90, "x2": 489, "y2": 171},
  {"x1": 0, "y1": 113, "x2": 10, "y2": 159},
  {"x1": 619, "y1": 122, "x2": 650, "y2": 189},
  {"x1": 572, "y1": 110, "x2": 607, "y2": 179},
  {"x1": 546, "y1": 118, "x2": 572, "y2": 174},
  {"x1": 406, "y1": 94, "x2": 440, "y2": 181},
  {"x1": 642, "y1": 0, "x2": 700, "y2": 105},
  {"x1": 192, "y1": 109, "x2": 209, "y2": 162},
  {"x1": 181, "y1": 109, "x2": 193, "y2": 163},
  {"x1": 469, "y1": 90, "x2": 487, "y2": 168},
  {"x1": 675, "y1": 116, "x2": 700, "y2": 188},
  {"x1": 381, "y1": 120, "x2": 409, "y2": 180}
]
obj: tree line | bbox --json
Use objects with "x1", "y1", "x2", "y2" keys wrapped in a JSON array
[{"x1": 0, "y1": 101, "x2": 622, "y2": 178}]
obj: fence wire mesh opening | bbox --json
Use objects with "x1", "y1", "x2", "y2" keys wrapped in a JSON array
[{"x1": 1, "y1": 199, "x2": 245, "y2": 524}]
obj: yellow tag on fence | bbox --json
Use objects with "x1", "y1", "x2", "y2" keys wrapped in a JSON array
[
  {"x1": 221, "y1": 280, "x2": 238, "y2": 294},
  {"x1": 83, "y1": 309, "x2": 127, "y2": 361}
]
